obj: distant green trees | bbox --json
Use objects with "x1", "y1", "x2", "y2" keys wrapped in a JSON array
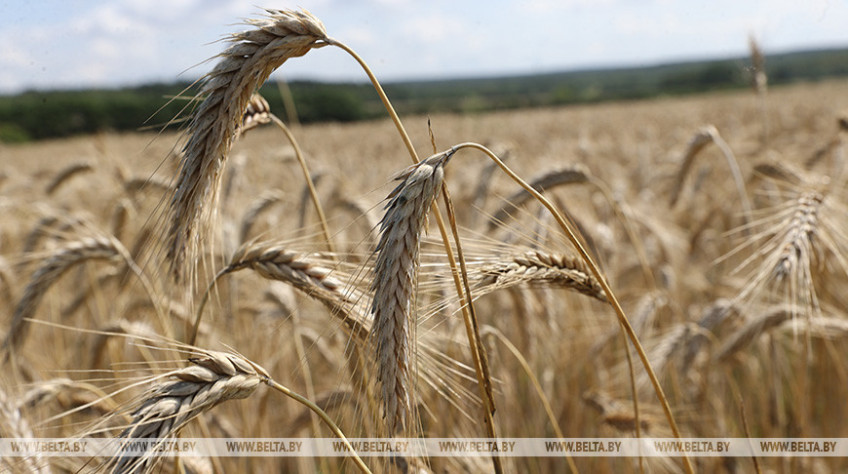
[
  {"x1": 0, "y1": 84, "x2": 192, "y2": 142},
  {"x1": 2, "y1": 47, "x2": 847, "y2": 143},
  {"x1": 659, "y1": 61, "x2": 743, "y2": 93}
]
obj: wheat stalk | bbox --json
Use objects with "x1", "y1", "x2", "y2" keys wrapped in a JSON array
[
  {"x1": 0, "y1": 385, "x2": 50, "y2": 474},
  {"x1": 166, "y1": 9, "x2": 328, "y2": 280},
  {"x1": 237, "y1": 93, "x2": 272, "y2": 137},
  {"x1": 3, "y1": 236, "x2": 125, "y2": 359},
  {"x1": 190, "y1": 241, "x2": 367, "y2": 345},
  {"x1": 714, "y1": 305, "x2": 801, "y2": 362},
  {"x1": 488, "y1": 164, "x2": 590, "y2": 229},
  {"x1": 468, "y1": 142, "x2": 511, "y2": 228},
  {"x1": 448, "y1": 141, "x2": 692, "y2": 473},
  {"x1": 320, "y1": 38, "x2": 504, "y2": 460},
  {"x1": 239, "y1": 190, "x2": 286, "y2": 243},
  {"x1": 477, "y1": 249, "x2": 607, "y2": 302},
  {"x1": 45, "y1": 161, "x2": 93, "y2": 195},
  {"x1": 371, "y1": 150, "x2": 452, "y2": 434},
  {"x1": 288, "y1": 389, "x2": 354, "y2": 434},
  {"x1": 668, "y1": 125, "x2": 752, "y2": 227},
  {"x1": 107, "y1": 350, "x2": 266, "y2": 473}
]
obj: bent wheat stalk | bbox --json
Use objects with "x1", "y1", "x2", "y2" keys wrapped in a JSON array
[
  {"x1": 477, "y1": 249, "x2": 607, "y2": 302},
  {"x1": 326, "y1": 40, "x2": 502, "y2": 469},
  {"x1": 449, "y1": 141, "x2": 693, "y2": 474},
  {"x1": 668, "y1": 125, "x2": 752, "y2": 227},
  {"x1": 108, "y1": 350, "x2": 263, "y2": 472},
  {"x1": 45, "y1": 161, "x2": 93, "y2": 195},
  {"x1": 107, "y1": 349, "x2": 370, "y2": 474},
  {"x1": 269, "y1": 113, "x2": 335, "y2": 253},
  {"x1": 167, "y1": 9, "x2": 328, "y2": 280},
  {"x1": 189, "y1": 241, "x2": 365, "y2": 345},
  {"x1": 234, "y1": 92, "x2": 335, "y2": 252},
  {"x1": 3, "y1": 237, "x2": 123, "y2": 359}
]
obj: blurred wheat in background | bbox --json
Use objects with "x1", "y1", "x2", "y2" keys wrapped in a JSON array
[{"x1": 1, "y1": 6, "x2": 848, "y2": 474}]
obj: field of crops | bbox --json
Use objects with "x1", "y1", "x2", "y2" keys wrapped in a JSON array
[{"x1": 2, "y1": 12, "x2": 848, "y2": 473}]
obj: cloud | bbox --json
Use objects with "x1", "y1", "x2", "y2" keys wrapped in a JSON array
[
  {"x1": 1, "y1": 0, "x2": 847, "y2": 93},
  {"x1": 0, "y1": 0, "x2": 272, "y2": 92}
]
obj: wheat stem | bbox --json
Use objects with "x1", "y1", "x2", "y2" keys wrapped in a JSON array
[
  {"x1": 450, "y1": 141, "x2": 693, "y2": 474},
  {"x1": 329, "y1": 38, "x2": 502, "y2": 470},
  {"x1": 326, "y1": 39, "x2": 419, "y2": 163},
  {"x1": 263, "y1": 378, "x2": 371, "y2": 473},
  {"x1": 482, "y1": 325, "x2": 578, "y2": 474},
  {"x1": 269, "y1": 113, "x2": 335, "y2": 254}
]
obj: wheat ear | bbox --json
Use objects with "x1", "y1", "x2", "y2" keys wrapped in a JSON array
[
  {"x1": 45, "y1": 161, "x2": 93, "y2": 195},
  {"x1": 237, "y1": 92, "x2": 272, "y2": 137},
  {"x1": 371, "y1": 150, "x2": 452, "y2": 434},
  {"x1": 748, "y1": 35, "x2": 769, "y2": 143},
  {"x1": 488, "y1": 164, "x2": 590, "y2": 229},
  {"x1": 478, "y1": 249, "x2": 607, "y2": 302},
  {"x1": 668, "y1": 125, "x2": 752, "y2": 226},
  {"x1": 239, "y1": 189, "x2": 286, "y2": 243},
  {"x1": 714, "y1": 305, "x2": 802, "y2": 362},
  {"x1": 122, "y1": 176, "x2": 172, "y2": 198},
  {"x1": 108, "y1": 350, "x2": 266, "y2": 473},
  {"x1": 189, "y1": 241, "x2": 366, "y2": 345},
  {"x1": 3, "y1": 237, "x2": 123, "y2": 359},
  {"x1": 730, "y1": 189, "x2": 828, "y2": 318},
  {"x1": 0, "y1": 385, "x2": 50, "y2": 474},
  {"x1": 167, "y1": 9, "x2": 328, "y2": 279}
]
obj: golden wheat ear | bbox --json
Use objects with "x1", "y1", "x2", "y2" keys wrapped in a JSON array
[
  {"x1": 167, "y1": 9, "x2": 328, "y2": 281},
  {"x1": 371, "y1": 150, "x2": 453, "y2": 435}
]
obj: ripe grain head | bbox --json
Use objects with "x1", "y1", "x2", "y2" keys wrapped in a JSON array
[{"x1": 167, "y1": 9, "x2": 328, "y2": 281}]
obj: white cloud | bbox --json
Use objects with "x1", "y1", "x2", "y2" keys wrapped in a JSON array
[{"x1": 1, "y1": 0, "x2": 847, "y2": 93}]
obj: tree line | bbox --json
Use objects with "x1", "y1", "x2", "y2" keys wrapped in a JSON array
[{"x1": 1, "y1": 47, "x2": 847, "y2": 143}]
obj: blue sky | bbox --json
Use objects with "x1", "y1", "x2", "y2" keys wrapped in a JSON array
[{"x1": 1, "y1": 0, "x2": 847, "y2": 94}]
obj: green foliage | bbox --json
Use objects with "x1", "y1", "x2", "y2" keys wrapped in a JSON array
[
  {"x1": 2, "y1": 47, "x2": 848, "y2": 143},
  {"x1": 0, "y1": 83, "x2": 194, "y2": 142},
  {"x1": 0, "y1": 122, "x2": 30, "y2": 143},
  {"x1": 659, "y1": 61, "x2": 744, "y2": 93}
]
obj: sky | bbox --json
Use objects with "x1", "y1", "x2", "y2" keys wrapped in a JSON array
[{"x1": 1, "y1": 0, "x2": 847, "y2": 94}]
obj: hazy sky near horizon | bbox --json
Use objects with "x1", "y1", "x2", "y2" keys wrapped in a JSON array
[{"x1": 1, "y1": 0, "x2": 846, "y2": 94}]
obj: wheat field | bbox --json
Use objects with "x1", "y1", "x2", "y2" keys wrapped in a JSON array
[{"x1": 1, "y1": 9, "x2": 848, "y2": 474}]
